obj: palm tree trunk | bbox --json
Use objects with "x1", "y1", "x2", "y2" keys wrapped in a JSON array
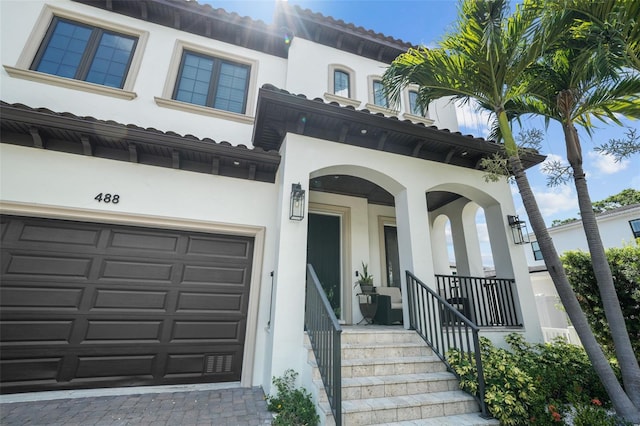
[
  {"x1": 508, "y1": 154, "x2": 640, "y2": 422},
  {"x1": 564, "y1": 123, "x2": 640, "y2": 408}
]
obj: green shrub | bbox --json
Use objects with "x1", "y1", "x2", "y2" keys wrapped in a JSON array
[
  {"x1": 447, "y1": 334, "x2": 617, "y2": 425},
  {"x1": 561, "y1": 242, "x2": 640, "y2": 362},
  {"x1": 266, "y1": 369, "x2": 319, "y2": 426}
]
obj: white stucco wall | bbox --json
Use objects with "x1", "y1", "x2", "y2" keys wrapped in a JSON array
[
  {"x1": 0, "y1": 0, "x2": 287, "y2": 146},
  {"x1": 285, "y1": 37, "x2": 459, "y2": 132}
]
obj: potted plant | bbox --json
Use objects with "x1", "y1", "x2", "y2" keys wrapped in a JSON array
[{"x1": 355, "y1": 262, "x2": 374, "y2": 294}]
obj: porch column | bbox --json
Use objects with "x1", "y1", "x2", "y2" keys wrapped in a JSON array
[
  {"x1": 395, "y1": 186, "x2": 435, "y2": 327},
  {"x1": 265, "y1": 139, "x2": 310, "y2": 391},
  {"x1": 447, "y1": 200, "x2": 484, "y2": 277}
]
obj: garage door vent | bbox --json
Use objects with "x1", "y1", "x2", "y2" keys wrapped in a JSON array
[{"x1": 205, "y1": 354, "x2": 233, "y2": 374}]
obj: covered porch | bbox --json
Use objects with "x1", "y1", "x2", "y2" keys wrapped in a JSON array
[{"x1": 252, "y1": 85, "x2": 545, "y2": 390}]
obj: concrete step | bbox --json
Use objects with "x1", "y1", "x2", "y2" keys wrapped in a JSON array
[
  {"x1": 341, "y1": 342, "x2": 433, "y2": 360},
  {"x1": 340, "y1": 327, "x2": 424, "y2": 345},
  {"x1": 341, "y1": 372, "x2": 460, "y2": 400},
  {"x1": 342, "y1": 355, "x2": 447, "y2": 378},
  {"x1": 369, "y1": 413, "x2": 499, "y2": 425},
  {"x1": 342, "y1": 391, "x2": 481, "y2": 425}
]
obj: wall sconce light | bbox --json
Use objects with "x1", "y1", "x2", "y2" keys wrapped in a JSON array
[
  {"x1": 508, "y1": 215, "x2": 530, "y2": 245},
  {"x1": 289, "y1": 183, "x2": 306, "y2": 220}
]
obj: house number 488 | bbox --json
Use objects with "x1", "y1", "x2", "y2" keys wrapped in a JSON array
[{"x1": 94, "y1": 193, "x2": 120, "y2": 204}]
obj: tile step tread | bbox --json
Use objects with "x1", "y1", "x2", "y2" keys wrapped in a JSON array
[
  {"x1": 369, "y1": 413, "x2": 499, "y2": 425},
  {"x1": 342, "y1": 391, "x2": 476, "y2": 413},
  {"x1": 341, "y1": 372, "x2": 457, "y2": 387},
  {"x1": 342, "y1": 342, "x2": 428, "y2": 349},
  {"x1": 342, "y1": 355, "x2": 443, "y2": 366}
]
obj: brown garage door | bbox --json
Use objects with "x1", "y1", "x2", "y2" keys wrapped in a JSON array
[{"x1": 0, "y1": 215, "x2": 254, "y2": 393}]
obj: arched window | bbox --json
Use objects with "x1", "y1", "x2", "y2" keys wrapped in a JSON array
[{"x1": 333, "y1": 69, "x2": 350, "y2": 98}]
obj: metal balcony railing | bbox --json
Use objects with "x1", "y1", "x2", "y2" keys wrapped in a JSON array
[{"x1": 435, "y1": 274, "x2": 521, "y2": 327}]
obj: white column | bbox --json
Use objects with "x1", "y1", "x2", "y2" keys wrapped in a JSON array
[
  {"x1": 264, "y1": 139, "x2": 310, "y2": 391},
  {"x1": 395, "y1": 186, "x2": 434, "y2": 326}
]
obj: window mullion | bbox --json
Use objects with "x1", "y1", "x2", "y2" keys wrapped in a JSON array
[
  {"x1": 207, "y1": 59, "x2": 221, "y2": 108},
  {"x1": 76, "y1": 28, "x2": 102, "y2": 80}
]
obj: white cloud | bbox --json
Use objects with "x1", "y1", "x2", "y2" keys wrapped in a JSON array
[
  {"x1": 455, "y1": 100, "x2": 493, "y2": 138},
  {"x1": 587, "y1": 151, "x2": 630, "y2": 175},
  {"x1": 532, "y1": 185, "x2": 578, "y2": 219}
]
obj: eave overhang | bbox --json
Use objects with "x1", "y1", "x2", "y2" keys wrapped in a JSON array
[
  {"x1": 253, "y1": 85, "x2": 546, "y2": 172},
  {"x1": 0, "y1": 102, "x2": 281, "y2": 182}
]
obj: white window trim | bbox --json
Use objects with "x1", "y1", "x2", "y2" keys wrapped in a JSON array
[
  {"x1": 366, "y1": 75, "x2": 398, "y2": 117},
  {"x1": 155, "y1": 39, "x2": 257, "y2": 123},
  {"x1": 327, "y1": 64, "x2": 356, "y2": 97},
  {"x1": 4, "y1": 4, "x2": 148, "y2": 100},
  {"x1": 401, "y1": 85, "x2": 434, "y2": 125},
  {"x1": 323, "y1": 93, "x2": 361, "y2": 108}
]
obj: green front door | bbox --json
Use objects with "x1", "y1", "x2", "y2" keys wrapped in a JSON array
[{"x1": 307, "y1": 213, "x2": 341, "y2": 317}]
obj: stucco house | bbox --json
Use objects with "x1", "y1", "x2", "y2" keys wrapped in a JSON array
[
  {"x1": 526, "y1": 204, "x2": 640, "y2": 344},
  {"x1": 1, "y1": 0, "x2": 545, "y2": 423}
]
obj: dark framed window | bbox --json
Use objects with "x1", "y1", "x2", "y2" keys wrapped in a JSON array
[
  {"x1": 373, "y1": 80, "x2": 388, "y2": 108},
  {"x1": 630, "y1": 219, "x2": 640, "y2": 238},
  {"x1": 173, "y1": 51, "x2": 250, "y2": 114},
  {"x1": 409, "y1": 90, "x2": 424, "y2": 116},
  {"x1": 531, "y1": 241, "x2": 543, "y2": 261},
  {"x1": 334, "y1": 70, "x2": 350, "y2": 98},
  {"x1": 31, "y1": 17, "x2": 137, "y2": 89}
]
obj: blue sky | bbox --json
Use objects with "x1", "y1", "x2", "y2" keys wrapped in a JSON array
[{"x1": 212, "y1": 0, "x2": 639, "y2": 228}]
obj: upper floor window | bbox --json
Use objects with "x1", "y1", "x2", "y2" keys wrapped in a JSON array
[
  {"x1": 408, "y1": 90, "x2": 424, "y2": 116},
  {"x1": 372, "y1": 80, "x2": 388, "y2": 108},
  {"x1": 173, "y1": 50, "x2": 249, "y2": 114},
  {"x1": 531, "y1": 240, "x2": 543, "y2": 261},
  {"x1": 630, "y1": 219, "x2": 640, "y2": 238},
  {"x1": 31, "y1": 17, "x2": 137, "y2": 89},
  {"x1": 334, "y1": 69, "x2": 350, "y2": 98}
]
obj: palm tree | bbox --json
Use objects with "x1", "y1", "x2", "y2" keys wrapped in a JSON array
[
  {"x1": 382, "y1": 0, "x2": 640, "y2": 421},
  {"x1": 509, "y1": 13, "x2": 640, "y2": 406}
]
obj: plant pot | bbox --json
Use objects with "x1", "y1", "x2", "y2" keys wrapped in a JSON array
[{"x1": 359, "y1": 284, "x2": 374, "y2": 294}]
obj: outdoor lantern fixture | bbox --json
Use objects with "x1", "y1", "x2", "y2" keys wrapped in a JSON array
[
  {"x1": 289, "y1": 183, "x2": 306, "y2": 221},
  {"x1": 508, "y1": 215, "x2": 530, "y2": 245}
]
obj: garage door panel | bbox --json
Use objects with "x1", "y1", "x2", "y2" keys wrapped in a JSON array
[
  {"x1": 109, "y1": 231, "x2": 180, "y2": 252},
  {"x1": 0, "y1": 358, "x2": 63, "y2": 382},
  {"x1": 177, "y1": 292, "x2": 242, "y2": 312},
  {"x1": 1, "y1": 215, "x2": 254, "y2": 393},
  {"x1": 93, "y1": 289, "x2": 168, "y2": 310},
  {"x1": 170, "y1": 321, "x2": 242, "y2": 342},
  {"x1": 182, "y1": 265, "x2": 246, "y2": 285},
  {"x1": 166, "y1": 351, "x2": 238, "y2": 377},
  {"x1": 18, "y1": 223, "x2": 101, "y2": 247},
  {"x1": 187, "y1": 236, "x2": 251, "y2": 258},
  {"x1": 1, "y1": 286, "x2": 83, "y2": 309},
  {"x1": 1, "y1": 320, "x2": 74, "y2": 344},
  {"x1": 100, "y1": 259, "x2": 174, "y2": 282},
  {"x1": 4, "y1": 254, "x2": 93, "y2": 278},
  {"x1": 84, "y1": 320, "x2": 163, "y2": 342}
]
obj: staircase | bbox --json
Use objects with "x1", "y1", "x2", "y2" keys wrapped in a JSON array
[{"x1": 307, "y1": 326, "x2": 498, "y2": 426}]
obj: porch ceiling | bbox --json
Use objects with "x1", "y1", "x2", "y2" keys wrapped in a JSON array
[{"x1": 253, "y1": 85, "x2": 546, "y2": 173}]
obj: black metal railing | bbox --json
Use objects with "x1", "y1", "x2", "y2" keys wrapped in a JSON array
[
  {"x1": 305, "y1": 264, "x2": 342, "y2": 426},
  {"x1": 435, "y1": 274, "x2": 521, "y2": 327},
  {"x1": 406, "y1": 271, "x2": 489, "y2": 418}
]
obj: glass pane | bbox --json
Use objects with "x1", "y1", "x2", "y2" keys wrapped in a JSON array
[
  {"x1": 174, "y1": 52, "x2": 214, "y2": 106},
  {"x1": 334, "y1": 70, "x2": 349, "y2": 97},
  {"x1": 373, "y1": 80, "x2": 388, "y2": 108},
  {"x1": 86, "y1": 32, "x2": 136, "y2": 88},
  {"x1": 35, "y1": 19, "x2": 91, "y2": 78},
  {"x1": 213, "y1": 61, "x2": 249, "y2": 113},
  {"x1": 409, "y1": 91, "x2": 423, "y2": 116}
]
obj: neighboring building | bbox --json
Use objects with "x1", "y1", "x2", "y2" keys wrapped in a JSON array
[
  {"x1": 1, "y1": 0, "x2": 544, "y2": 405},
  {"x1": 526, "y1": 204, "x2": 640, "y2": 343}
]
